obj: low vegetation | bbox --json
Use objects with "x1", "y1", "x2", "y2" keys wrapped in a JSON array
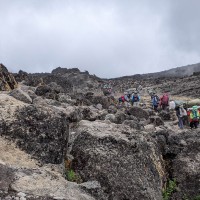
[{"x1": 162, "y1": 179, "x2": 177, "y2": 200}]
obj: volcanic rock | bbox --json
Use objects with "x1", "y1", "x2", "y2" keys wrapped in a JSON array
[
  {"x1": 126, "y1": 106, "x2": 149, "y2": 119},
  {"x1": 10, "y1": 88, "x2": 32, "y2": 104},
  {"x1": 0, "y1": 104, "x2": 69, "y2": 164},
  {"x1": 0, "y1": 64, "x2": 18, "y2": 91},
  {"x1": 71, "y1": 120, "x2": 164, "y2": 200}
]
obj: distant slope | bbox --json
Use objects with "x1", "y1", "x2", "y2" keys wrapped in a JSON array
[{"x1": 110, "y1": 62, "x2": 200, "y2": 80}]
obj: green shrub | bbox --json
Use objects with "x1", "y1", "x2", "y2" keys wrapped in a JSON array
[
  {"x1": 193, "y1": 195, "x2": 200, "y2": 200},
  {"x1": 162, "y1": 179, "x2": 177, "y2": 200},
  {"x1": 66, "y1": 169, "x2": 76, "y2": 182}
]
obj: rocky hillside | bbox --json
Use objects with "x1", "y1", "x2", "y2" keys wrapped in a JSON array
[
  {"x1": 0, "y1": 64, "x2": 199, "y2": 200},
  {"x1": 111, "y1": 62, "x2": 200, "y2": 81}
]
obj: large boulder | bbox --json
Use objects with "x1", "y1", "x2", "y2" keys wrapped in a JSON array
[
  {"x1": 167, "y1": 131, "x2": 200, "y2": 199},
  {"x1": 10, "y1": 88, "x2": 32, "y2": 104},
  {"x1": 71, "y1": 120, "x2": 165, "y2": 200},
  {"x1": 35, "y1": 82, "x2": 64, "y2": 100},
  {"x1": 0, "y1": 64, "x2": 18, "y2": 91},
  {"x1": 0, "y1": 163, "x2": 96, "y2": 200},
  {"x1": 89, "y1": 96, "x2": 114, "y2": 109},
  {"x1": 0, "y1": 105, "x2": 69, "y2": 164},
  {"x1": 152, "y1": 129, "x2": 200, "y2": 199},
  {"x1": 126, "y1": 106, "x2": 149, "y2": 119}
]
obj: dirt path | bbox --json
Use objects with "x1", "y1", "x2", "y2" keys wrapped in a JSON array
[{"x1": 0, "y1": 137, "x2": 38, "y2": 168}]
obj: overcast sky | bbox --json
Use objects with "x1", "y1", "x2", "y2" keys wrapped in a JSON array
[{"x1": 0, "y1": 0, "x2": 200, "y2": 78}]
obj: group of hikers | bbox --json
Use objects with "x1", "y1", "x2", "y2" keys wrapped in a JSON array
[
  {"x1": 118, "y1": 91, "x2": 140, "y2": 107},
  {"x1": 118, "y1": 89, "x2": 200, "y2": 130},
  {"x1": 151, "y1": 92, "x2": 200, "y2": 129}
]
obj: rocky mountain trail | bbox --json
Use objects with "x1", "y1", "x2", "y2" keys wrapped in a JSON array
[{"x1": 0, "y1": 64, "x2": 200, "y2": 199}]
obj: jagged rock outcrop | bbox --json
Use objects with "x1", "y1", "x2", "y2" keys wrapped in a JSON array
[
  {"x1": 35, "y1": 82, "x2": 64, "y2": 100},
  {"x1": 0, "y1": 63, "x2": 18, "y2": 91},
  {"x1": 14, "y1": 69, "x2": 28, "y2": 82},
  {"x1": 71, "y1": 120, "x2": 165, "y2": 200},
  {"x1": 152, "y1": 129, "x2": 200, "y2": 200}
]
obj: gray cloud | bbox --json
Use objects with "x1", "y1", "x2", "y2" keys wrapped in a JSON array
[{"x1": 0, "y1": 0, "x2": 200, "y2": 78}]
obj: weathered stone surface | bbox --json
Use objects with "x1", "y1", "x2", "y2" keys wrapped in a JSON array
[
  {"x1": 150, "y1": 116, "x2": 164, "y2": 126},
  {"x1": 108, "y1": 105, "x2": 117, "y2": 114},
  {"x1": 168, "y1": 131, "x2": 200, "y2": 199},
  {"x1": 126, "y1": 106, "x2": 149, "y2": 119},
  {"x1": 80, "y1": 106, "x2": 98, "y2": 121},
  {"x1": 105, "y1": 114, "x2": 116, "y2": 123},
  {"x1": 89, "y1": 96, "x2": 114, "y2": 109},
  {"x1": 35, "y1": 82, "x2": 64, "y2": 100},
  {"x1": 95, "y1": 103, "x2": 103, "y2": 110},
  {"x1": 0, "y1": 163, "x2": 96, "y2": 200},
  {"x1": 159, "y1": 110, "x2": 171, "y2": 120},
  {"x1": 0, "y1": 105, "x2": 69, "y2": 164},
  {"x1": 11, "y1": 168, "x2": 95, "y2": 200},
  {"x1": 10, "y1": 88, "x2": 32, "y2": 104},
  {"x1": 71, "y1": 120, "x2": 164, "y2": 200},
  {"x1": 0, "y1": 164, "x2": 15, "y2": 193},
  {"x1": 0, "y1": 64, "x2": 18, "y2": 91},
  {"x1": 123, "y1": 119, "x2": 144, "y2": 130},
  {"x1": 114, "y1": 111, "x2": 126, "y2": 124},
  {"x1": 14, "y1": 70, "x2": 28, "y2": 82}
]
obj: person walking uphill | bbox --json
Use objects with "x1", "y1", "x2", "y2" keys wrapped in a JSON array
[
  {"x1": 189, "y1": 105, "x2": 200, "y2": 129},
  {"x1": 131, "y1": 92, "x2": 140, "y2": 106},
  {"x1": 160, "y1": 93, "x2": 169, "y2": 110},
  {"x1": 176, "y1": 105, "x2": 187, "y2": 129},
  {"x1": 152, "y1": 93, "x2": 159, "y2": 112}
]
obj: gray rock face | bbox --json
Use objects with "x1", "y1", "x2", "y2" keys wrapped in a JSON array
[
  {"x1": 0, "y1": 164, "x2": 95, "y2": 200},
  {"x1": 167, "y1": 131, "x2": 200, "y2": 199},
  {"x1": 123, "y1": 119, "x2": 144, "y2": 130},
  {"x1": 71, "y1": 120, "x2": 164, "y2": 200},
  {"x1": 0, "y1": 105, "x2": 69, "y2": 164},
  {"x1": 159, "y1": 110, "x2": 171, "y2": 120},
  {"x1": 0, "y1": 164, "x2": 14, "y2": 193},
  {"x1": 108, "y1": 105, "x2": 118, "y2": 114},
  {"x1": 152, "y1": 129, "x2": 200, "y2": 199},
  {"x1": 0, "y1": 64, "x2": 18, "y2": 91},
  {"x1": 126, "y1": 107, "x2": 149, "y2": 119},
  {"x1": 150, "y1": 116, "x2": 164, "y2": 126},
  {"x1": 10, "y1": 88, "x2": 32, "y2": 104}
]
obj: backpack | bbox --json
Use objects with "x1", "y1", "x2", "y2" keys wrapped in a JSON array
[
  {"x1": 161, "y1": 94, "x2": 169, "y2": 105},
  {"x1": 152, "y1": 95, "x2": 159, "y2": 106},
  {"x1": 132, "y1": 94, "x2": 139, "y2": 102},
  {"x1": 192, "y1": 110, "x2": 198, "y2": 120},
  {"x1": 180, "y1": 107, "x2": 187, "y2": 117}
]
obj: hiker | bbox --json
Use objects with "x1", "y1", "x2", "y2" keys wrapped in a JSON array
[
  {"x1": 124, "y1": 92, "x2": 131, "y2": 107},
  {"x1": 131, "y1": 92, "x2": 140, "y2": 106},
  {"x1": 175, "y1": 105, "x2": 187, "y2": 129},
  {"x1": 152, "y1": 93, "x2": 159, "y2": 112},
  {"x1": 189, "y1": 105, "x2": 200, "y2": 129},
  {"x1": 118, "y1": 95, "x2": 125, "y2": 104},
  {"x1": 160, "y1": 93, "x2": 169, "y2": 110}
]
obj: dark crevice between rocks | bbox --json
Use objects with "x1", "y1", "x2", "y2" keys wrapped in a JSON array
[{"x1": 163, "y1": 153, "x2": 177, "y2": 180}]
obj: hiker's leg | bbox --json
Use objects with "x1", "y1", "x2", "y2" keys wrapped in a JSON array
[
  {"x1": 194, "y1": 121, "x2": 198, "y2": 128},
  {"x1": 179, "y1": 117, "x2": 183, "y2": 129},
  {"x1": 190, "y1": 121, "x2": 194, "y2": 129}
]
